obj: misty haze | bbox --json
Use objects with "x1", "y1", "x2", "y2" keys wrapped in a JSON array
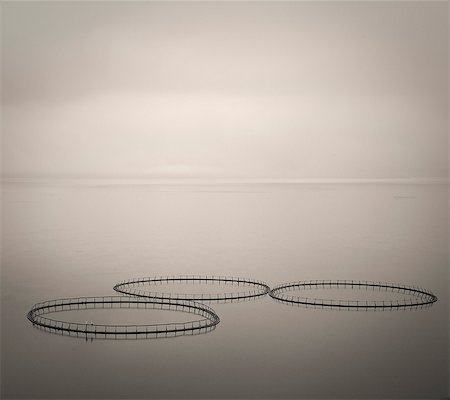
[{"x1": 1, "y1": 2, "x2": 448, "y2": 399}]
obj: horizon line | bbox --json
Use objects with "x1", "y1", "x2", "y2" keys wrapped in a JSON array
[{"x1": 1, "y1": 176, "x2": 448, "y2": 185}]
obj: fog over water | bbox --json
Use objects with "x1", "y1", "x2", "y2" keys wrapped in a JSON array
[
  {"x1": 2, "y1": 2, "x2": 448, "y2": 181},
  {"x1": 1, "y1": 1, "x2": 449, "y2": 398}
]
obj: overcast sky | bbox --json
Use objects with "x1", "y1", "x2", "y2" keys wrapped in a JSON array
[{"x1": 2, "y1": 1, "x2": 448, "y2": 180}]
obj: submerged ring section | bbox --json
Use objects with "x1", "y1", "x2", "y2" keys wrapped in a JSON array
[
  {"x1": 269, "y1": 280, "x2": 438, "y2": 310},
  {"x1": 113, "y1": 275, "x2": 270, "y2": 302},
  {"x1": 27, "y1": 296, "x2": 220, "y2": 338}
]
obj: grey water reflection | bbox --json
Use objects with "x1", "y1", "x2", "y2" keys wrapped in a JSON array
[{"x1": 2, "y1": 183, "x2": 448, "y2": 399}]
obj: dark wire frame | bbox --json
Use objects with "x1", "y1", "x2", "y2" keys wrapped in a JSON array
[
  {"x1": 27, "y1": 278, "x2": 438, "y2": 341},
  {"x1": 269, "y1": 280, "x2": 438, "y2": 311},
  {"x1": 113, "y1": 275, "x2": 271, "y2": 303},
  {"x1": 27, "y1": 296, "x2": 220, "y2": 339}
]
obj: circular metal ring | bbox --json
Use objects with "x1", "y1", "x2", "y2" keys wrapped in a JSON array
[
  {"x1": 113, "y1": 275, "x2": 270, "y2": 302},
  {"x1": 27, "y1": 296, "x2": 220, "y2": 339},
  {"x1": 269, "y1": 280, "x2": 437, "y2": 310}
]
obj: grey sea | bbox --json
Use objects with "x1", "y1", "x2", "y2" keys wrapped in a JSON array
[{"x1": 1, "y1": 182, "x2": 448, "y2": 399}]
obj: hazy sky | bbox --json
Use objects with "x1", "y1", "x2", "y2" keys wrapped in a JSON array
[{"x1": 2, "y1": 1, "x2": 448, "y2": 180}]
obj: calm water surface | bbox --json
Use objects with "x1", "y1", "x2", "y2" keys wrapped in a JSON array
[{"x1": 1, "y1": 183, "x2": 448, "y2": 398}]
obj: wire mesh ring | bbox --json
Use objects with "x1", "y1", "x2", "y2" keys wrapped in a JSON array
[
  {"x1": 113, "y1": 275, "x2": 270, "y2": 302},
  {"x1": 27, "y1": 296, "x2": 220, "y2": 338},
  {"x1": 269, "y1": 280, "x2": 438, "y2": 310}
]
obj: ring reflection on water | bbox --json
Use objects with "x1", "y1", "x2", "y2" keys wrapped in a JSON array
[
  {"x1": 269, "y1": 280, "x2": 438, "y2": 311},
  {"x1": 27, "y1": 296, "x2": 220, "y2": 340},
  {"x1": 113, "y1": 275, "x2": 271, "y2": 303}
]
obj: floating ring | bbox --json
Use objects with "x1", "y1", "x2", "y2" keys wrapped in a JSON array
[
  {"x1": 269, "y1": 280, "x2": 438, "y2": 310},
  {"x1": 27, "y1": 296, "x2": 220, "y2": 339},
  {"x1": 113, "y1": 275, "x2": 270, "y2": 302}
]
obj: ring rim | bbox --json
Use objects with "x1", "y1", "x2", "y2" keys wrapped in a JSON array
[
  {"x1": 27, "y1": 296, "x2": 220, "y2": 338},
  {"x1": 113, "y1": 275, "x2": 271, "y2": 302},
  {"x1": 269, "y1": 280, "x2": 438, "y2": 310}
]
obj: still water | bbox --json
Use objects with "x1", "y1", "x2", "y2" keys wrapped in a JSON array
[{"x1": 1, "y1": 182, "x2": 448, "y2": 398}]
